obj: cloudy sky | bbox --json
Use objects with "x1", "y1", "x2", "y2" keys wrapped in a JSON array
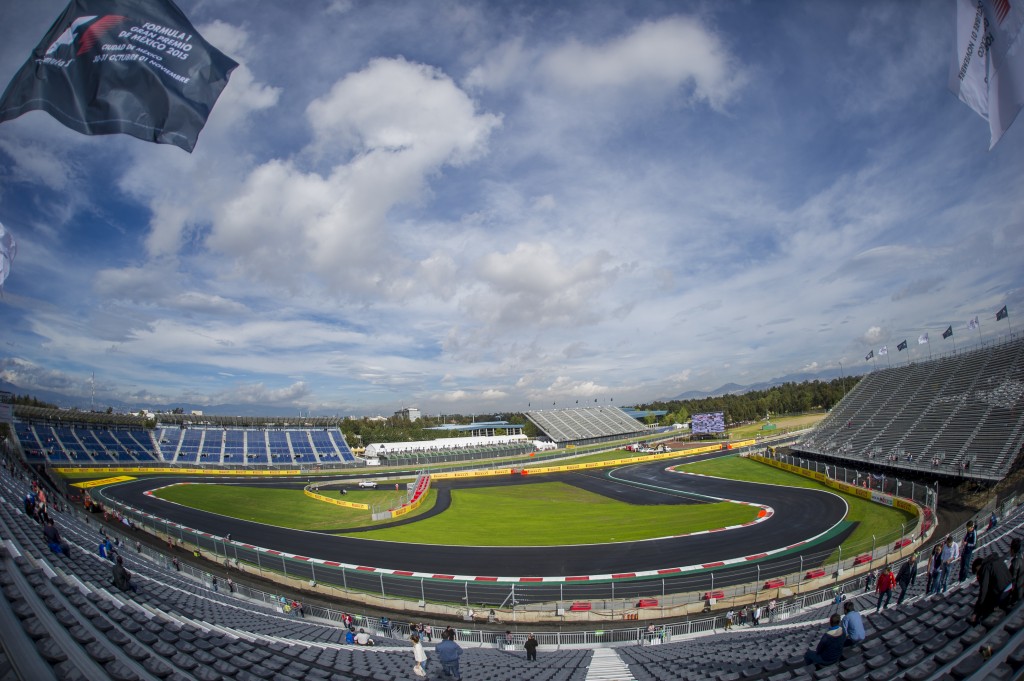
[{"x1": 0, "y1": 0, "x2": 1021, "y2": 417}]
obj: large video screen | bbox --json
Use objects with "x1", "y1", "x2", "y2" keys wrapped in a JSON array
[{"x1": 691, "y1": 412, "x2": 725, "y2": 434}]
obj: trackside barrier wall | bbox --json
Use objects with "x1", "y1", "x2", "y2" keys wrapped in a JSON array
[
  {"x1": 90, "y1": 451, "x2": 946, "y2": 620},
  {"x1": 385, "y1": 473, "x2": 431, "y2": 520},
  {"x1": 12, "y1": 451, "x2": 1019, "y2": 650},
  {"x1": 302, "y1": 486, "x2": 369, "y2": 510}
]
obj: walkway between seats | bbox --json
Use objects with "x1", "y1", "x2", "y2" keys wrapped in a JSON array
[{"x1": 585, "y1": 647, "x2": 636, "y2": 680}]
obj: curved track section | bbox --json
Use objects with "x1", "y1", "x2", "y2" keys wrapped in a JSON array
[{"x1": 99, "y1": 456, "x2": 848, "y2": 579}]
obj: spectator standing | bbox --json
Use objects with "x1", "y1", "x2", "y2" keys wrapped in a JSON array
[
  {"x1": 227, "y1": 578, "x2": 235, "y2": 593},
  {"x1": 803, "y1": 614, "x2": 846, "y2": 667},
  {"x1": 212, "y1": 575, "x2": 218, "y2": 592},
  {"x1": 436, "y1": 631, "x2": 463, "y2": 680},
  {"x1": 875, "y1": 565, "x2": 896, "y2": 612},
  {"x1": 524, "y1": 633, "x2": 539, "y2": 661},
  {"x1": 841, "y1": 602, "x2": 865, "y2": 647},
  {"x1": 767, "y1": 599, "x2": 776, "y2": 622},
  {"x1": 1009, "y1": 538, "x2": 1024, "y2": 604},
  {"x1": 958, "y1": 521, "x2": 977, "y2": 582},
  {"x1": 751, "y1": 605, "x2": 761, "y2": 626},
  {"x1": 738, "y1": 608, "x2": 747, "y2": 626},
  {"x1": 863, "y1": 569, "x2": 876, "y2": 593},
  {"x1": 896, "y1": 554, "x2": 918, "y2": 605},
  {"x1": 725, "y1": 610, "x2": 734, "y2": 631},
  {"x1": 926, "y1": 544, "x2": 943, "y2": 595},
  {"x1": 969, "y1": 556, "x2": 1013, "y2": 624},
  {"x1": 410, "y1": 634, "x2": 427, "y2": 677},
  {"x1": 939, "y1": 535, "x2": 960, "y2": 592}
]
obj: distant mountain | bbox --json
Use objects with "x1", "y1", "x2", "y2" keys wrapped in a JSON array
[{"x1": 669, "y1": 366, "x2": 862, "y2": 401}]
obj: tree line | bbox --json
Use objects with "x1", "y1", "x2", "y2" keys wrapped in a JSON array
[{"x1": 636, "y1": 376, "x2": 861, "y2": 427}]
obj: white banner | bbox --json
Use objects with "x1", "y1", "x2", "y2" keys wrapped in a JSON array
[{"x1": 950, "y1": 0, "x2": 1024, "y2": 148}]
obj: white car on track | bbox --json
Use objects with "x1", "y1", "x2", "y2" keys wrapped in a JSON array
[{"x1": 357, "y1": 480, "x2": 378, "y2": 489}]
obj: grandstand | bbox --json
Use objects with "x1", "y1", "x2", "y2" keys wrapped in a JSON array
[
  {"x1": 525, "y1": 406, "x2": 648, "y2": 446},
  {"x1": 15, "y1": 422, "x2": 356, "y2": 469},
  {"x1": 795, "y1": 334, "x2": 1024, "y2": 483},
  {"x1": 2, "y1": 451, "x2": 1024, "y2": 681},
  {"x1": 363, "y1": 434, "x2": 533, "y2": 466}
]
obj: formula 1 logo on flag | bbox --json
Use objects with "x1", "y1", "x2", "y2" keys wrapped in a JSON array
[{"x1": 0, "y1": 0, "x2": 238, "y2": 152}]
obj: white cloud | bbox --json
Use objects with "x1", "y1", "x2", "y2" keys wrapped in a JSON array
[
  {"x1": 1, "y1": 1, "x2": 1023, "y2": 415},
  {"x1": 541, "y1": 16, "x2": 745, "y2": 109},
  {"x1": 206, "y1": 57, "x2": 501, "y2": 299}
]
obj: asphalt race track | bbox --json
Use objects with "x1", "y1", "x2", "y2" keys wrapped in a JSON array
[{"x1": 93, "y1": 454, "x2": 856, "y2": 605}]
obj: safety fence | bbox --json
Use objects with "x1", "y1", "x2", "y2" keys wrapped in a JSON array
[{"x1": 89, "y1": 452, "x2": 944, "y2": 617}]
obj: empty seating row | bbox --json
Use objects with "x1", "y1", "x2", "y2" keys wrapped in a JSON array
[{"x1": 797, "y1": 336, "x2": 1024, "y2": 481}]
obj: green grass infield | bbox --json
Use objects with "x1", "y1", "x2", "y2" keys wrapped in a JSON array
[{"x1": 152, "y1": 479, "x2": 759, "y2": 546}]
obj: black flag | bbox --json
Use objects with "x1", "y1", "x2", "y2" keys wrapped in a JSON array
[
  {"x1": 942, "y1": 325, "x2": 953, "y2": 339},
  {"x1": 0, "y1": 0, "x2": 238, "y2": 152},
  {"x1": 865, "y1": 350, "x2": 873, "y2": 361},
  {"x1": 997, "y1": 305, "x2": 1009, "y2": 321},
  {"x1": 897, "y1": 339, "x2": 908, "y2": 352}
]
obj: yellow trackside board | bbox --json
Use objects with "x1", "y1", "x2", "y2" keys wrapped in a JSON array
[{"x1": 72, "y1": 475, "x2": 136, "y2": 488}]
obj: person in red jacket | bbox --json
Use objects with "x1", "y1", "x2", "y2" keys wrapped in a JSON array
[{"x1": 875, "y1": 565, "x2": 896, "y2": 612}]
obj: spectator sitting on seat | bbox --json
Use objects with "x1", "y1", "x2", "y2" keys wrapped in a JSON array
[
  {"x1": 355, "y1": 628, "x2": 374, "y2": 645},
  {"x1": 841, "y1": 602, "x2": 864, "y2": 647},
  {"x1": 804, "y1": 614, "x2": 846, "y2": 666},
  {"x1": 42, "y1": 518, "x2": 63, "y2": 554},
  {"x1": 112, "y1": 555, "x2": 137, "y2": 593},
  {"x1": 969, "y1": 555, "x2": 1013, "y2": 624},
  {"x1": 345, "y1": 627, "x2": 355, "y2": 645}
]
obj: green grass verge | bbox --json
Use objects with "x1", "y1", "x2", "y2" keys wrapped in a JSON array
[
  {"x1": 679, "y1": 456, "x2": 915, "y2": 559},
  {"x1": 726, "y1": 413, "x2": 827, "y2": 439},
  {"x1": 345, "y1": 481, "x2": 759, "y2": 546},
  {"x1": 152, "y1": 479, "x2": 759, "y2": 546},
  {"x1": 151, "y1": 484, "x2": 437, "y2": 531}
]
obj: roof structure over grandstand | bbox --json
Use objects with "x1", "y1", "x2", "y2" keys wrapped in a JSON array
[
  {"x1": 525, "y1": 406, "x2": 648, "y2": 445},
  {"x1": 423, "y1": 420, "x2": 524, "y2": 437},
  {"x1": 795, "y1": 334, "x2": 1024, "y2": 483}
]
